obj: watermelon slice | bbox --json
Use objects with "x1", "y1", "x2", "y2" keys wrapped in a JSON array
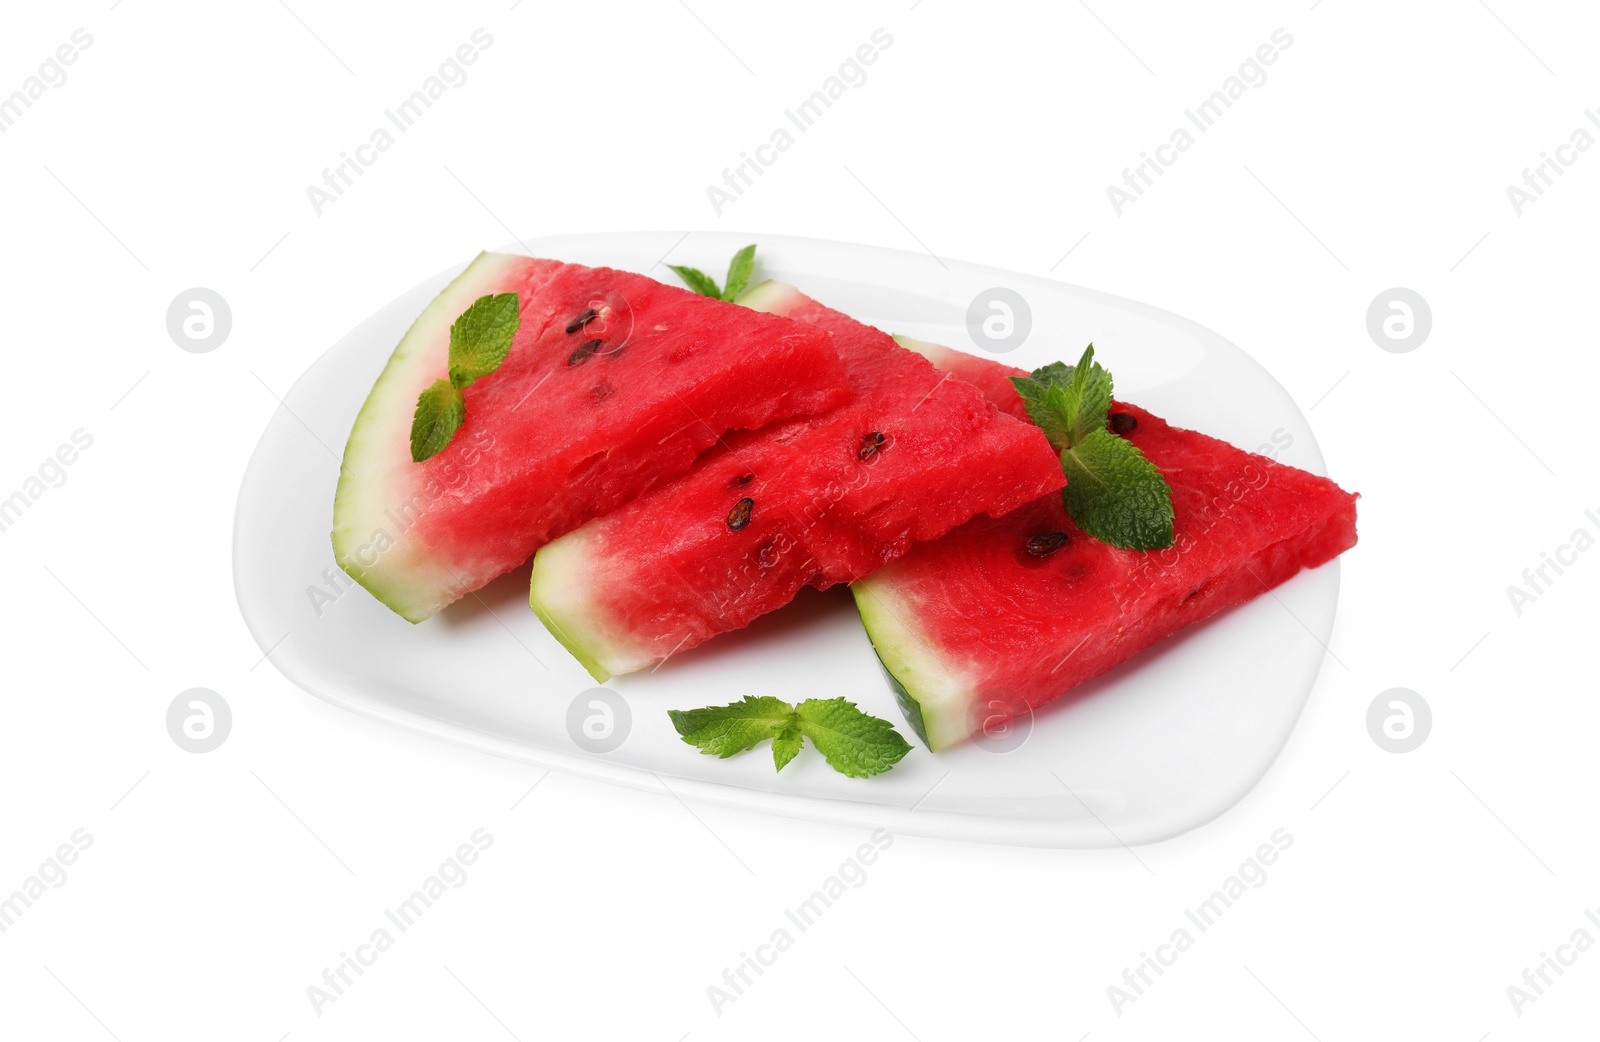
[
  {"x1": 333, "y1": 253, "x2": 850, "y2": 622},
  {"x1": 529, "y1": 283, "x2": 1065, "y2": 680},
  {"x1": 856, "y1": 339, "x2": 1359, "y2": 750}
]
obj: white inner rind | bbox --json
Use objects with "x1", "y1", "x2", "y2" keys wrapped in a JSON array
[
  {"x1": 890, "y1": 333, "x2": 956, "y2": 367},
  {"x1": 852, "y1": 573, "x2": 977, "y2": 751},
  {"x1": 529, "y1": 528, "x2": 659, "y2": 683},
  {"x1": 735, "y1": 279, "x2": 806, "y2": 315}
]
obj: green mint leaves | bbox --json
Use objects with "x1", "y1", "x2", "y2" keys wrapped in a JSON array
[
  {"x1": 669, "y1": 265, "x2": 722, "y2": 299},
  {"x1": 409, "y1": 379, "x2": 467, "y2": 463},
  {"x1": 669, "y1": 244, "x2": 757, "y2": 302},
  {"x1": 771, "y1": 723, "x2": 804, "y2": 772},
  {"x1": 722, "y1": 245, "x2": 757, "y2": 301},
  {"x1": 409, "y1": 292, "x2": 521, "y2": 462},
  {"x1": 791, "y1": 698, "x2": 913, "y2": 777},
  {"x1": 668, "y1": 696, "x2": 796, "y2": 760},
  {"x1": 1009, "y1": 345, "x2": 1175, "y2": 551},
  {"x1": 668, "y1": 695, "x2": 913, "y2": 778},
  {"x1": 446, "y1": 291, "x2": 520, "y2": 386},
  {"x1": 1059, "y1": 426, "x2": 1176, "y2": 551}
]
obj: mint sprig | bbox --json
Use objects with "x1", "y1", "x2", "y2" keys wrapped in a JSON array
[
  {"x1": 669, "y1": 244, "x2": 758, "y2": 302},
  {"x1": 409, "y1": 379, "x2": 467, "y2": 462},
  {"x1": 410, "y1": 292, "x2": 521, "y2": 462},
  {"x1": 1009, "y1": 345, "x2": 1175, "y2": 551},
  {"x1": 1060, "y1": 424, "x2": 1175, "y2": 550},
  {"x1": 668, "y1": 696, "x2": 912, "y2": 777},
  {"x1": 791, "y1": 698, "x2": 913, "y2": 777}
]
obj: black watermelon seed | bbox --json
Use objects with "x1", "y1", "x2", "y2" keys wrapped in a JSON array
[
  {"x1": 1110, "y1": 412, "x2": 1138, "y2": 435},
  {"x1": 568, "y1": 338, "x2": 603, "y2": 366},
  {"x1": 858, "y1": 431, "x2": 887, "y2": 460},
  {"x1": 565, "y1": 308, "x2": 598, "y2": 334},
  {"x1": 727, "y1": 497, "x2": 754, "y2": 531},
  {"x1": 731, "y1": 473, "x2": 754, "y2": 487},
  {"x1": 1025, "y1": 531, "x2": 1068, "y2": 557}
]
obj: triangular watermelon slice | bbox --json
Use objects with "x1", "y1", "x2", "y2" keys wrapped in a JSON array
[
  {"x1": 333, "y1": 253, "x2": 849, "y2": 622},
  {"x1": 528, "y1": 283, "x2": 1066, "y2": 680},
  {"x1": 856, "y1": 338, "x2": 1359, "y2": 750}
]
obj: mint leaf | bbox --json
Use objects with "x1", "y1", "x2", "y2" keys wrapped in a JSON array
[
  {"x1": 667, "y1": 695, "x2": 911, "y2": 777},
  {"x1": 1028, "y1": 360, "x2": 1075, "y2": 388},
  {"x1": 1008, "y1": 375, "x2": 1074, "y2": 449},
  {"x1": 1060, "y1": 427, "x2": 1175, "y2": 551},
  {"x1": 410, "y1": 378, "x2": 466, "y2": 462},
  {"x1": 668, "y1": 264, "x2": 722, "y2": 300},
  {"x1": 794, "y1": 698, "x2": 913, "y2": 778},
  {"x1": 722, "y1": 244, "x2": 757, "y2": 301},
  {"x1": 448, "y1": 292, "x2": 521, "y2": 383},
  {"x1": 668, "y1": 695, "x2": 795, "y2": 758},
  {"x1": 771, "y1": 723, "x2": 803, "y2": 772},
  {"x1": 1063, "y1": 345, "x2": 1113, "y2": 441}
]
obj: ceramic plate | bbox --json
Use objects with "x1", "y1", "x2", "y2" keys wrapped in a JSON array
[{"x1": 233, "y1": 231, "x2": 1340, "y2": 847}]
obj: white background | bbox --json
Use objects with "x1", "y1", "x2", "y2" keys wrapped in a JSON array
[{"x1": 2, "y1": 0, "x2": 1596, "y2": 1038}]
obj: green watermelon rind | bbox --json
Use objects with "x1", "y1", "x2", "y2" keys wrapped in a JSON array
[
  {"x1": 528, "y1": 534, "x2": 611, "y2": 683},
  {"x1": 850, "y1": 576, "x2": 975, "y2": 752},
  {"x1": 530, "y1": 595, "x2": 612, "y2": 685},
  {"x1": 851, "y1": 585, "x2": 931, "y2": 748},
  {"x1": 333, "y1": 251, "x2": 528, "y2": 623},
  {"x1": 529, "y1": 528, "x2": 640, "y2": 684}
]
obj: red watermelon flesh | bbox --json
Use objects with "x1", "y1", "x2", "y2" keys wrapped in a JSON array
[
  {"x1": 528, "y1": 283, "x2": 1065, "y2": 681},
  {"x1": 333, "y1": 253, "x2": 849, "y2": 623},
  {"x1": 857, "y1": 340, "x2": 1359, "y2": 750}
]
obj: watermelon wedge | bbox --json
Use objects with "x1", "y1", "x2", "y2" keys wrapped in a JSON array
[
  {"x1": 529, "y1": 282, "x2": 1065, "y2": 680},
  {"x1": 856, "y1": 339, "x2": 1359, "y2": 750},
  {"x1": 333, "y1": 253, "x2": 850, "y2": 622}
]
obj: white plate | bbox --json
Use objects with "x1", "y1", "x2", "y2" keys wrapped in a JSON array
[{"x1": 233, "y1": 231, "x2": 1341, "y2": 848}]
